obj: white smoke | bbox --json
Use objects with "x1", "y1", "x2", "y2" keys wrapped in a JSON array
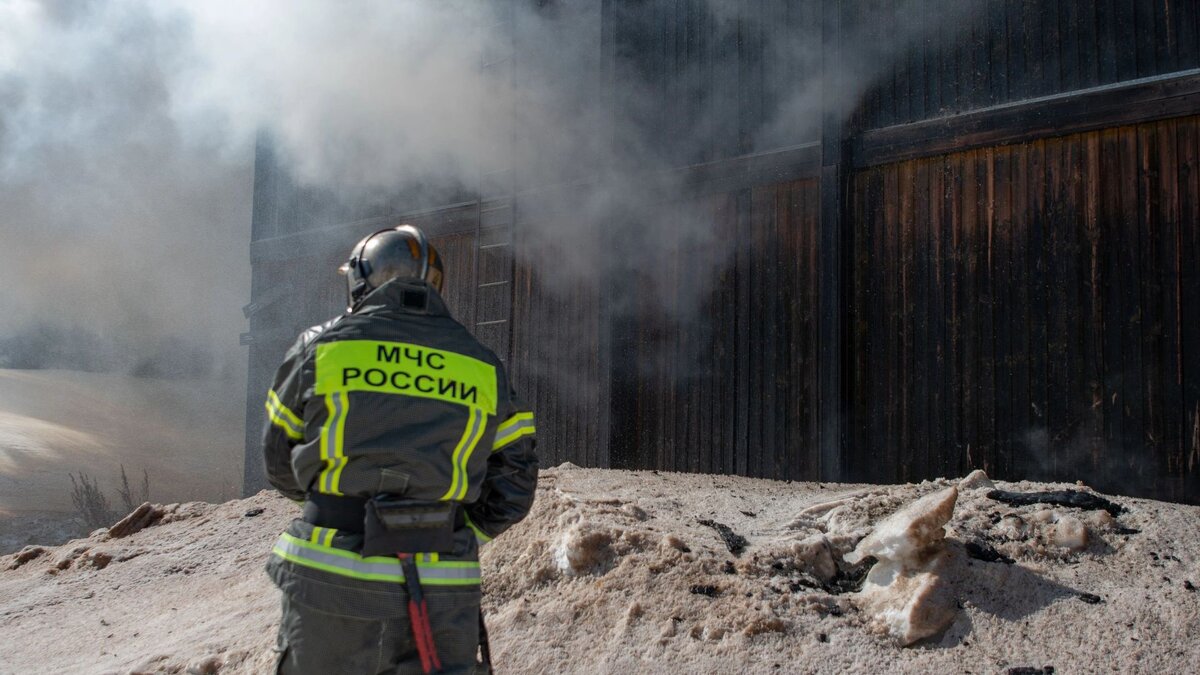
[
  {"x1": 0, "y1": 1, "x2": 248, "y2": 377},
  {"x1": 0, "y1": 0, "x2": 985, "y2": 377},
  {"x1": 158, "y1": 1, "x2": 512, "y2": 190}
]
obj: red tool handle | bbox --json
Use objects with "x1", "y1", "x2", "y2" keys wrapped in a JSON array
[{"x1": 399, "y1": 555, "x2": 443, "y2": 674}]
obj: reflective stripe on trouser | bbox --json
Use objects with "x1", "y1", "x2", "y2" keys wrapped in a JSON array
[
  {"x1": 271, "y1": 533, "x2": 480, "y2": 586},
  {"x1": 492, "y1": 411, "x2": 534, "y2": 452},
  {"x1": 308, "y1": 526, "x2": 335, "y2": 547}
]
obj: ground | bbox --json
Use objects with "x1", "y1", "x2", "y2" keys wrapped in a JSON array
[{"x1": 1, "y1": 465, "x2": 1197, "y2": 674}]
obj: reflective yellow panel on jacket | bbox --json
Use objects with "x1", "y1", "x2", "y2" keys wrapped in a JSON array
[{"x1": 314, "y1": 340, "x2": 498, "y2": 415}]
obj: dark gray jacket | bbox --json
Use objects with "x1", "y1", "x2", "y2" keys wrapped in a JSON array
[{"x1": 262, "y1": 278, "x2": 538, "y2": 564}]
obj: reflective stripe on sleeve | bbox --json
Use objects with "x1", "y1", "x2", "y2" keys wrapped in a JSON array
[
  {"x1": 271, "y1": 533, "x2": 480, "y2": 585},
  {"x1": 464, "y1": 513, "x2": 493, "y2": 545},
  {"x1": 492, "y1": 412, "x2": 535, "y2": 452},
  {"x1": 266, "y1": 390, "x2": 304, "y2": 440}
]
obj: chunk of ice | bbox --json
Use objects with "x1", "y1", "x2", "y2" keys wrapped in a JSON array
[{"x1": 845, "y1": 487, "x2": 959, "y2": 646}]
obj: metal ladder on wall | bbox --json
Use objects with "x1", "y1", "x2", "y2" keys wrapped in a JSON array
[{"x1": 471, "y1": 0, "x2": 517, "y2": 363}]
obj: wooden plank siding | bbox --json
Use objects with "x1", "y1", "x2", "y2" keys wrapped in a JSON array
[
  {"x1": 604, "y1": 180, "x2": 822, "y2": 479},
  {"x1": 848, "y1": 116, "x2": 1200, "y2": 503},
  {"x1": 607, "y1": 0, "x2": 823, "y2": 164},
  {"x1": 242, "y1": 1, "x2": 1200, "y2": 504},
  {"x1": 508, "y1": 216, "x2": 610, "y2": 471},
  {"x1": 858, "y1": 0, "x2": 1200, "y2": 131}
]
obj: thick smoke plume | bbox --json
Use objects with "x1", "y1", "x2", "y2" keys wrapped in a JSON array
[
  {"x1": 1, "y1": 1, "x2": 985, "y2": 431},
  {"x1": 0, "y1": 1, "x2": 250, "y2": 378}
]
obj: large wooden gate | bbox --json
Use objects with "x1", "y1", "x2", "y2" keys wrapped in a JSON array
[{"x1": 245, "y1": 1, "x2": 1200, "y2": 503}]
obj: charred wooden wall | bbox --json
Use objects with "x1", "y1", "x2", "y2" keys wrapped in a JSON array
[
  {"x1": 858, "y1": 0, "x2": 1200, "y2": 128},
  {"x1": 606, "y1": 0, "x2": 824, "y2": 163},
  {"x1": 603, "y1": 183, "x2": 822, "y2": 478},
  {"x1": 835, "y1": 0, "x2": 1200, "y2": 504},
  {"x1": 245, "y1": 0, "x2": 1200, "y2": 503},
  {"x1": 848, "y1": 118, "x2": 1200, "y2": 502},
  {"x1": 510, "y1": 230, "x2": 611, "y2": 470}
]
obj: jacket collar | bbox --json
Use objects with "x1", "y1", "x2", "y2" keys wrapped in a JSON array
[{"x1": 352, "y1": 278, "x2": 452, "y2": 318}]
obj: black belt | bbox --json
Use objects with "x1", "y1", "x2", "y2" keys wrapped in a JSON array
[
  {"x1": 303, "y1": 493, "x2": 464, "y2": 534},
  {"x1": 303, "y1": 493, "x2": 369, "y2": 532}
]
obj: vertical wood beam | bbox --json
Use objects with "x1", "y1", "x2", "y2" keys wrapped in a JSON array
[
  {"x1": 599, "y1": 0, "x2": 632, "y2": 470},
  {"x1": 242, "y1": 133, "x2": 278, "y2": 496},
  {"x1": 818, "y1": 0, "x2": 850, "y2": 482}
]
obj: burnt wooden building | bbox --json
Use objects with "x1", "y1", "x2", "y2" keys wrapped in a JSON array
[{"x1": 244, "y1": 0, "x2": 1200, "y2": 504}]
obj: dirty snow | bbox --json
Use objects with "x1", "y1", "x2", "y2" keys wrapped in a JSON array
[{"x1": 2, "y1": 466, "x2": 1199, "y2": 674}]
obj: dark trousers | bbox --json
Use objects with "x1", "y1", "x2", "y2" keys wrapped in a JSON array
[{"x1": 275, "y1": 589, "x2": 483, "y2": 675}]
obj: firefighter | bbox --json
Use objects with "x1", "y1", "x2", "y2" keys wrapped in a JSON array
[{"x1": 262, "y1": 224, "x2": 538, "y2": 674}]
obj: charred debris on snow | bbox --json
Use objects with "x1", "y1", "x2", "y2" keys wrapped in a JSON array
[
  {"x1": 696, "y1": 518, "x2": 749, "y2": 557},
  {"x1": 985, "y1": 489, "x2": 1125, "y2": 516}
]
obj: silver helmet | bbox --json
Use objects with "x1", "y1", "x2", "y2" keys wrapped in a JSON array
[{"x1": 338, "y1": 225, "x2": 444, "y2": 309}]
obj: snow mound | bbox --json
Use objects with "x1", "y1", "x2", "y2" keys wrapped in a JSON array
[
  {"x1": 0, "y1": 494, "x2": 285, "y2": 674},
  {"x1": 957, "y1": 469, "x2": 994, "y2": 490},
  {"x1": 552, "y1": 521, "x2": 654, "y2": 576},
  {"x1": 1, "y1": 468, "x2": 1198, "y2": 674},
  {"x1": 844, "y1": 486, "x2": 958, "y2": 645}
]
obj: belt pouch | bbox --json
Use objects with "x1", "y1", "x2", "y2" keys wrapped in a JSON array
[{"x1": 361, "y1": 498, "x2": 457, "y2": 557}]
